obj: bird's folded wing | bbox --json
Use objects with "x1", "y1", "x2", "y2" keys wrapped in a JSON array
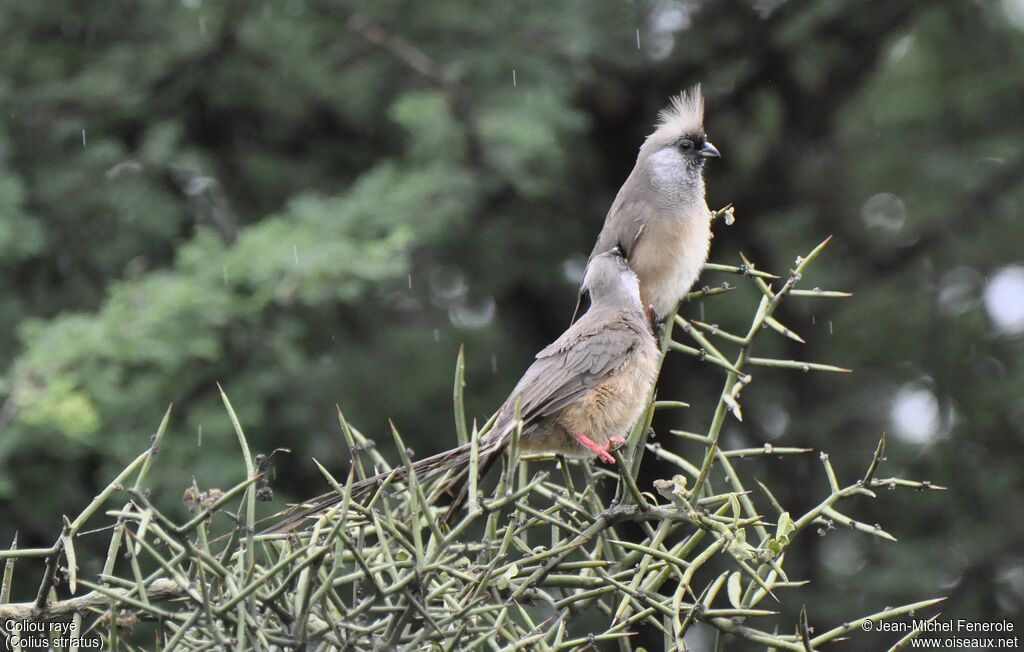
[{"x1": 509, "y1": 316, "x2": 643, "y2": 427}]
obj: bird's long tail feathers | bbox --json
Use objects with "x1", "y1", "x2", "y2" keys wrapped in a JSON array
[
  {"x1": 264, "y1": 438, "x2": 505, "y2": 533},
  {"x1": 440, "y1": 445, "x2": 503, "y2": 523}
]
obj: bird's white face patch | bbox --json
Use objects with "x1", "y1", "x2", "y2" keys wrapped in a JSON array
[
  {"x1": 619, "y1": 270, "x2": 643, "y2": 307},
  {"x1": 647, "y1": 147, "x2": 687, "y2": 187}
]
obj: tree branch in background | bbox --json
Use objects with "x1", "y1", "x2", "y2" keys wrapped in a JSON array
[{"x1": 347, "y1": 12, "x2": 485, "y2": 167}]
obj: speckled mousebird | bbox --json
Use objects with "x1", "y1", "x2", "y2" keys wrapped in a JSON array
[
  {"x1": 268, "y1": 247, "x2": 659, "y2": 531},
  {"x1": 572, "y1": 85, "x2": 720, "y2": 325}
]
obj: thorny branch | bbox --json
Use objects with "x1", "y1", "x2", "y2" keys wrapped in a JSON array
[{"x1": 0, "y1": 222, "x2": 946, "y2": 651}]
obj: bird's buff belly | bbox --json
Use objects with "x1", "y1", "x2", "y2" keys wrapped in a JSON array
[
  {"x1": 634, "y1": 218, "x2": 711, "y2": 317},
  {"x1": 520, "y1": 348, "x2": 659, "y2": 459}
]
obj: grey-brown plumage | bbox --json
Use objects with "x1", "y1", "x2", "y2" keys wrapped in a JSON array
[
  {"x1": 573, "y1": 86, "x2": 720, "y2": 323},
  {"x1": 488, "y1": 247, "x2": 660, "y2": 460},
  {"x1": 267, "y1": 249, "x2": 659, "y2": 532}
]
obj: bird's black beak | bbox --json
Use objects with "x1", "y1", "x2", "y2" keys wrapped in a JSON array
[
  {"x1": 609, "y1": 244, "x2": 626, "y2": 258},
  {"x1": 700, "y1": 140, "x2": 721, "y2": 158}
]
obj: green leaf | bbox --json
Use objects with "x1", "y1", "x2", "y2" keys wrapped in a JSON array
[
  {"x1": 729, "y1": 493, "x2": 742, "y2": 519},
  {"x1": 497, "y1": 563, "x2": 519, "y2": 591},
  {"x1": 776, "y1": 512, "x2": 795, "y2": 546},
  {"x1": 727, "y1": 571, "x2": 743, "y2": 609}
]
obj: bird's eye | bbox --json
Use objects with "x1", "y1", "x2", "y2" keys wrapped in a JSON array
[{"x1": 678, "y1": 139, "x2": 694, "y2": 152}]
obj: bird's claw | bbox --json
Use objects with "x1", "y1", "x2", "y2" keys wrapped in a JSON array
[{"x1": 645, "y1": 304, "x2": 663, "y2": 338}]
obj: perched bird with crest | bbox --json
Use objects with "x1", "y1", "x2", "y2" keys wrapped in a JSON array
[{"x1": 573, "y1": 85, "x2": 720, "y2": 325}]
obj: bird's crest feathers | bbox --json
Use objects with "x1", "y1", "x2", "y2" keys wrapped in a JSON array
[{"x1": 651, "y1": 85, "x2": 705, "y2": 140}]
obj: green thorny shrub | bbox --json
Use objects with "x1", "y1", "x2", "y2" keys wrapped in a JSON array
[{"x1": 0, "y1": 211, "x2": 946, "y2": 651}]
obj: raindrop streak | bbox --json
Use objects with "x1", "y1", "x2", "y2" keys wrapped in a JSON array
[
  {"x1": 197, "y1": 425, "x2": 203, "y2": 447},
  {"x1": 636, "y1": 29, "x2": 641, "y2": 49},
  {"x1": 81, "y1": 129, "x2": 86, "y2": 147},
  {"x1": 512, "y1": 69, "x2": 517, "y2": 87},
  {"x1": 829, "y1": 320, "x2": 833, "y2": 334},
  {"x1": 491, "y1": 354, "x2": 498, "y2": 374},
  {"x1": 433, "y1": 328, "x2": 440, "y2": 342},
  {"x1": 699, "y1": 301, "x2": 705, "y2": 321},
  {"x1": 293, "y1": 244, "x2": 299, "y2": 266},
  {"x1": 407, "y1": 274, "x2": 413, "y2": 290}
]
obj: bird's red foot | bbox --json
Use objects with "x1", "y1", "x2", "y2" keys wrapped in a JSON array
[
  {"x1": 608, "y1": 435, "x2": 627, "y2": 452},
  {"x1": 573, "y1": 432, "x2": 616, "y2": 464}
]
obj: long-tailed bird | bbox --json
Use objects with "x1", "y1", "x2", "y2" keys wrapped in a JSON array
[{"x1": 268, "y1": 247, "x2": 659, "y2": 532}]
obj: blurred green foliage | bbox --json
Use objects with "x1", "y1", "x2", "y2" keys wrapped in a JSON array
[{"x1": 1, "y1": 0, "x2": 1022, "y2": 648}]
